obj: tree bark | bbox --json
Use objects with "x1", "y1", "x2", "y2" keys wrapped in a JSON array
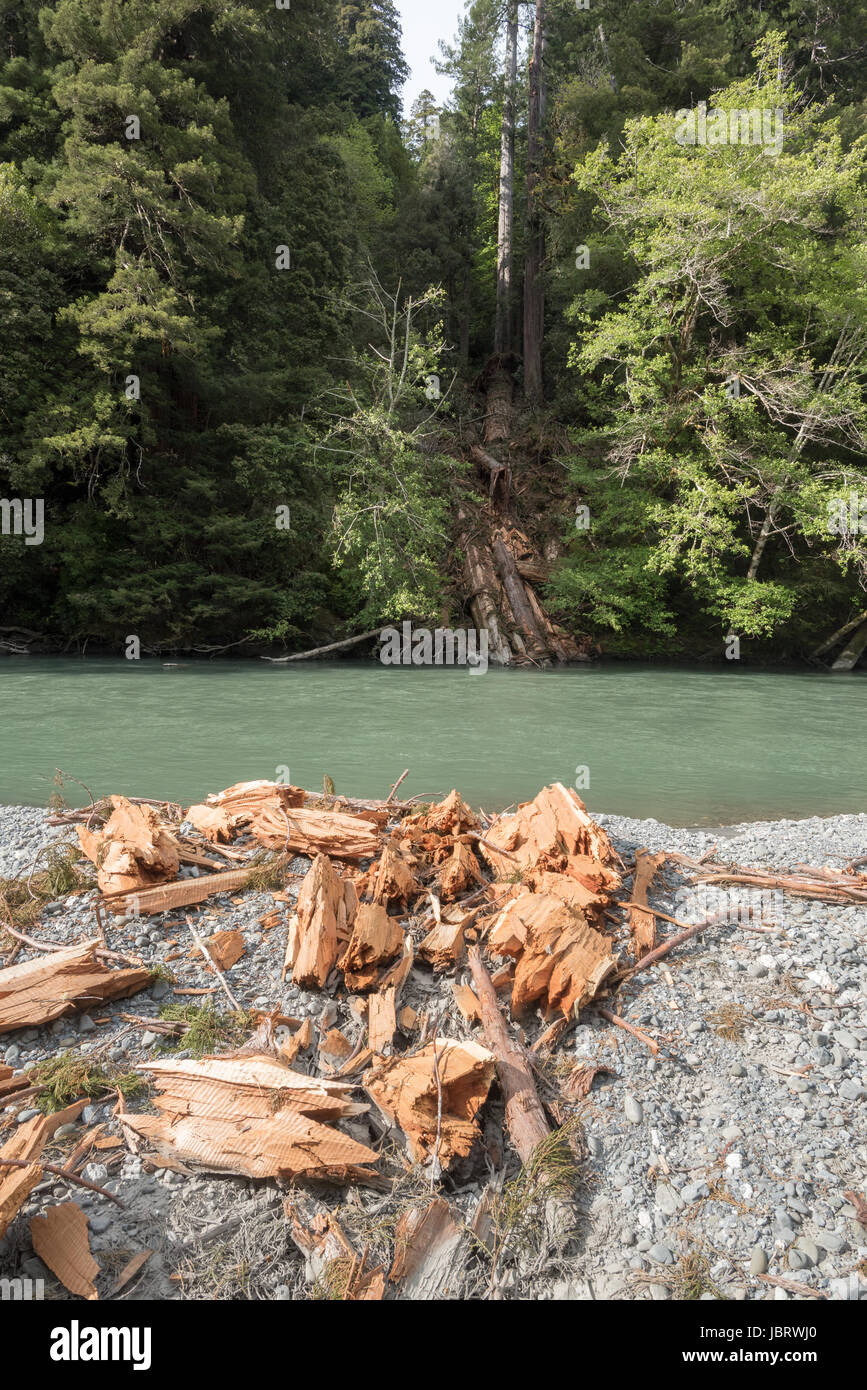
[
  {"x1": 494, "y1": 0, "x2": 518, "y2": 355},
  {"x1": 523, "y1": 0, "x2": 546, "y2": 404}
]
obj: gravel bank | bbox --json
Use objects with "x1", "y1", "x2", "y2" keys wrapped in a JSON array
[{"x1": 0, "y1": 802, "x2": 864, "y2": 1302}]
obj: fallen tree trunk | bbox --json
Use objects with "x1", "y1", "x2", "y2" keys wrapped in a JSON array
[
  {"x1": 261, "y1": 629, "x2": 385, "y2": 664},
  {"x1": 810, "y1": 608, "x2": 867, "y2": 661},
  {"x1": 471, "y1": 445, "x2": 512, "y2": 507},
  {"x1": 830, "y1": 618, "x2": 867, "y2": 672},
  {"x1": 468, "y1": 946, "x2": 550, "y2": 1164},
  {"x1": 456, "y1": 507, "x2": 514, "y2": 666},
  {"x1": 493, "y1": 531, "x2": 553, "y2": 666}
]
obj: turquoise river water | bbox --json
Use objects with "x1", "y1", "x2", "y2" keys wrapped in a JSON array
[{"x1": 0, "y1": 658, "x2": 864, "y2": 825}]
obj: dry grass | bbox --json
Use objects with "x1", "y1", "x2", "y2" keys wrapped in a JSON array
[{"x1": 706, "y1": 1002, "x2": 751, "y2": 1040}]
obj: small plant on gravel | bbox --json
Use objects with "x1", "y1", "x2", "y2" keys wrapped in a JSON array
[
  {"x1": 0, "y1": 842, "x2": 92, "y2": 928},
  {"x1": 158, "y1": 1001, "x2": 254, "y2": 1056},
  {"x1": 246, "y1": 851, "x2": 291, "y2": 892},
  {"x1": 671, "y1": 1251, "x2": 725, "y2": 1300},
  {"x1": 481, "y1": 1117, "x2": 587, "y2": 1287},
  {"x1": 706, "y1": 1002, "x2": 751, "y2": 1040},
  {"x1": 147, "y1": 962, "x2": 176, "y2": 986},
  {"x1": 32, "y1": 1053, "x2": 147, "y2": 1112}
]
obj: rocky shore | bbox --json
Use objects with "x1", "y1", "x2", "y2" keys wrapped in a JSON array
[{"x1": 0, "y1": 801, "x2": 864, "y2": 1301}]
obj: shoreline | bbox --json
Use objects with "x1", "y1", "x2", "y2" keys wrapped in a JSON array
[{"x1": 1, "y1": 793, "x2": 864, "y2": 1302}]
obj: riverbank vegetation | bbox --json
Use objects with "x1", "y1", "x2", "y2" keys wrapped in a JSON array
[{"x1": 1, "y1": 1, "x2": 865, "y2": 662}]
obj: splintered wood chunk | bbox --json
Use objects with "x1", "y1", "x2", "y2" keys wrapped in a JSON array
[
  {"x1": 479, "y1": 783, "x2": 620, "y2": 883},
  {"x1": 372, "y1": 842, "x2": 419, "y2": 908},
  {"x1": 0, "y1": 1114, "x2": 48, "y2": 1238},
  {"x1": 77, "y1": 795, "x2": 180, "y2": 895},
  {"x1": 398, "y1": 1005, "x2": 419, "y2": 1032},
  {"x1": 451, "y1": 982, "x2": 482, "y2": 1024},
  {"x1": 368, "y1": 987, "x2": 397, "y2": 1054},
  {"x1": 628, "y1": 849, "x2": 666, "y2": 958},
  {"x1": 31, "y1": 1202, "x2": 99, "y2": 1300},
  {"x1": 285, "y1": 854, "x2": 344, "y2": 989},
  {"x1": 0, "y1": 940, "x2": 150, "y2": 1034},
  {"x1": 251, "y1": 806, "x2": 382, "y2": 859},
  {"x1": 364, "y1": 1038, "x2": 495, "y2": 1167},
  {"x1": 319, "y1": 1028, "x2": 353, "y2": 1062},
  {"x1": 439, "y1": 841, "x2": 483, "y2": 901},
  {"x1": 121, "y1": 1055, "x2": 378, "y2": 1181},
  {"x1": 185, "y1": 804, "x2": 235, "y2": 843},
  {"x1": 282, "y1": 1017, "x2": 313, "y2": 1063},
  {"x1": 339, "y1": 903, "x2": 404, "y2": 991},
  {"x1": 418, "y1": 918, "x2": 464, "y2": 972},
  {"x1": 197, "y1": 929, "x2": 245, "y2": 973},
  {"x1": 104, "y1": 867, "x2": 253, "y2": 917},
  {"x1": 407, "y1": 790, "x2": 478, "y2": 836},
  {"x1": 390, "y1": 1198, "x2": 465, "y2": 1299},
  {"x1": 188, "y1": 780, "x2": 306, "y2": 842},
  {"x1": 489, "y1": 893, "x2": 616, "y2": 1017}
]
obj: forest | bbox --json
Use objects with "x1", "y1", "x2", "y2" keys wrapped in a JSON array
[{"x1": 1, "y1": 0, "x2": 866, "y2": 663}]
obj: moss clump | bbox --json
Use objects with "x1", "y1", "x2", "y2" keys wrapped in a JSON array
[
  {"x1": 32, "y1": 1053, "x2": 146, "y2": 1113},
  {"x1": 158, "y1": 1001, "x2": 254, "y2": 1056}
]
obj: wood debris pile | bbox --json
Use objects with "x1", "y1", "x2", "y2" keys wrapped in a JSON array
[{"x1": 6, "y1": 772, "x2": 863, "y2": 1300}]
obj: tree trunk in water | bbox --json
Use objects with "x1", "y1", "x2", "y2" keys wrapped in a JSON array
[
  {"x1": 523, "y1": 0, "x2": 546, "y2": 405},
  {"x1": 830, "y1": 619, "x2": 867, "y2": 672},
  {"x1": 457, "y1": 507, "x2": 513, "y2": 666},
  {"x1": 493, "y1": 531, "x2": 552, "y2": 665},
  {"x1": 494, "y1": 0, "x2": 518, "y2": 356}
]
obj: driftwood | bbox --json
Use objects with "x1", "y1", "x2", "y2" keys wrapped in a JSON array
[
  {"x1": 364, "y1": 1039, "x2": 495, "y2": 1168},
  {"x1": 810, "y1": 608, "x2": 867, "y2": 660},
  {"x1": 0, "y1": 940, "x2": 150, "y2": 1032},
  {"x1": 121, "y1": 1055, "x2": 377, "y2": 1181},
  {"x1": 103, "y1": 867, "x2": 253, "y2": 917},
  {"x1": 467, "y1": 947, "x2": 550, "y2": 1164},
  {"x1": 261, "y1": 629, "x2": 385, "y2": 663},
  {"x1": 628, "y1": 849, "x2": 666, "y2": 958},
  {"x1": 830, "y1": 618, "x2": 867, "y2": 671},
  {"x1": 389, "y1": 1198, "x2": 465, "y2": 1299}
]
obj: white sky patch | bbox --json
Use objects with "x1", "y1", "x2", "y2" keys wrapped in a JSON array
[{"x1": 395, "y1": 0, "x2": 466, "y2": 113}]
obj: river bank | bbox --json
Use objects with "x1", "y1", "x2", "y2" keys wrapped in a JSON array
[{"x1": 1, "y1": 796, "x2": 864, "y2": 1301}]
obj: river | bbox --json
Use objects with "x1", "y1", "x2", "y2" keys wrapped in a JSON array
[{"x1": 0, "y1": 658, "x2": 864, "y2": 825}]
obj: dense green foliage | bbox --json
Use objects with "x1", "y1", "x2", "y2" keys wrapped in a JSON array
[{"x1": 1, "y1": 0, "x2": 865, "y2": 658}]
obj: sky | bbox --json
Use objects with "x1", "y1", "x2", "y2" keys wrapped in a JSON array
[{"x1": 395, "y1": 0, "x2": 466, "y2": 113}]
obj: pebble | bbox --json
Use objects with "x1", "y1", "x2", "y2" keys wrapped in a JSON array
[
  {"x1": 82, "y1": 1163, "x2": 109, "y2": 1184},
  {"x1": 749, "y1": 1247, "x2": 769, "y2": 1275},
  {"x1": 648, "y1": 1244, "x2": 674, "y2": 1265},
  {"x1": 16, "y1": 1108, "x2": 40, "y2": 1123},
  {"x1": 655, "y1": 1183, "x2": 683, "y2": 1216},
  {"x1": 624, "y1": 1095, "x2": 643, "y2": 1125}
]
